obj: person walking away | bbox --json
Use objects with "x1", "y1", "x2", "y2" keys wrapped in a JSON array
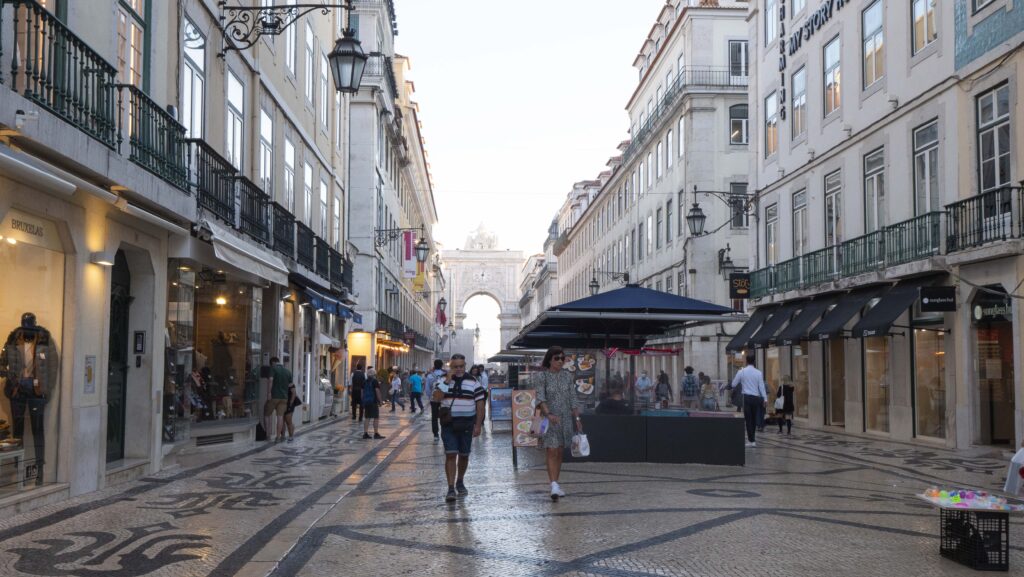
[
  {"x1": 433, "y1": 353, "x2": 486, "y2": 502},
  {"x1": 409, "y1": 370, "x2": 425, "y2": 414},
  {"x1": 681, "y1": 367, "x2": 700, "y2": 409},
  {"x1": 655, "y1": 372, "x2": 674, "y2": 408},
  {"x1": 731, "y1": 355, "x2": 768, "y2": 447},
  {"x1": 635, "y1": 371, "x2": 654, "y2": 407},
  {"x1": 264, "y1": 357, "x2": 292, "y2": 442},
  {"x1": 776, "y1": 375, "x2": 795, "y2": 435},
  {"x1": 426, "y1": 359, "x2": 446, "y2": 443},
  {"x1": 533, "y1": 346, "x2": 583, "y2": 501},
  {"x1": 350, "y1": 365, "x2": 366, "y2": 422},
  {"x1": 699, "y1": 376, "x2": 720, "y2": 411},
  {"x1": 390, "y1": 371, "x2": 406, "y2": 412},
  {"x1": 283, "y1": 382, "x2": 304, "y2": 442},
  {"x1": 327, "y1": 346, "x2": 344, "y2": 418},
  {"x1": 362, "y1": 368, "x2": 385, "y2": 439}
]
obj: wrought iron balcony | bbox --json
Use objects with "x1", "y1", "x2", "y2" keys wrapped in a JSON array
[
  {"x1": 886, "y1": 211, "x2": 942, "y2": 266},
  {"x1": 314, "y1": 236, "x2": 329, "y2": 279},
  {"x1": 1, "y1": 0, "x2": 118, "y2": 148},
  {"x1": 363, "y1": 54, "x2": 398, "y2": 100},
  {"x1": 376, "y1": 311, "x2": 404, "y2": 337},
  {"x1": 774, "y1": 258, "x2": 802, "y2": 293},
  {"x1": 296, "y1": 222, "x2": 315, "y2": 269},
  {"x1": 341, "y1": 257, "x2": 354, "y2": 290},
  {"x1": 802, "y1": 246, "x2": 840, "y2": 286},
  {"x1": 841, "y1": 231, "x2": 884, "y2": 277},
  {"x1": 749, "y1": 266, "x2": 775, "y2": 300},
  {"x1": 185, "y1": 139, "x2": 237, "y2": 225},
  {"x1": 116, "y1": 84, "x2": 189, "y2": 191},
  {"x1": 946, "y1": 187, "x2": 1020, "y2": 252},
  {"x1": 271, "y1": 202, "x2": 295, "y2": 260},
  {"x1": 237, "y1": 177, "x2": 270, "y2": 245},
  {"x1": 328, "y1": 246, "x2": 343, "y2": 287}
]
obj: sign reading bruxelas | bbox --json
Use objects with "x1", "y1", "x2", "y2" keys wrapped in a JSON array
[
  {"x1": 729, "y1": 273, "x2": 751, "y2": 299},
  {"x1": 0, "y1": 209, "x2": 63, "y2": 252}
]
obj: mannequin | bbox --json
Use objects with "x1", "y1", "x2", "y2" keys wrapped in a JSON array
[{"x1": 1, "y1": 312, "x2": 58, "y2": 486}]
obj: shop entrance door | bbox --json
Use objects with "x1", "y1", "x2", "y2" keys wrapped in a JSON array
[
  {"x1": 106, "y1": 250, "x2": 131, "y2": 463},
  {"x1": 824, "y1": 339, "x2": 845, "y2": 426},
  {"x1": 977, "y1": 322, "x2": 1015, "y2": 445}
]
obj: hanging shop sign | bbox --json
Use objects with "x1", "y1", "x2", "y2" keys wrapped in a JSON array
[
  {"x1": 971, "y1": 290, "x2": 1012, "y2": 325},
  {"x1": 920, "y1": 286, "x2": 956, "y2": 313},
  {"x1": 729, "y1": 273, "x2": 751, "y2": 300}
]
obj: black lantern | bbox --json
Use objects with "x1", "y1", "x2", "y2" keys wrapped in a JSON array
[
  {"x1": 328, "y1": 29, "x2": 368, "y2": 94},
  {"x1": 589, "y1": 277, "x2": 600, "y2": 296},
  {"x1": 414, "y1": 238, "x2": 429, "y2": 263},
  {"x1": 686, "y1": 202, "x2": 707, "y2": 236},
  {"x1": 438, "y1": 297, "x2": 447, "y2": 313}
]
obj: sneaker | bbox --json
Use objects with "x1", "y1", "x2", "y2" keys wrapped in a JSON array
[
  {"x1": 286, "y1": 437, "x2": 294, "y2": 444},
  {"x1": 744, "y1": 441, "x2": 754, "y2": 448},
  {"x1": 362, "y1": 433, "x2": 371, "y2": 439},
  {"x1": 456, "y1": 482, "x2": 468, "y2": 495},
  {"x1": 373, "y1": 433, "x2": 385, "y2": 439},
  {"x1": 445, "y1": 488, "x2": 457, "y2": 503},
  {"x1": 551, "y1": 482, "x2": 565, "y2": 498}
]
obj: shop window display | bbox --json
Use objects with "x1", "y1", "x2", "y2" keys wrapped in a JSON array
[
  {"x1": 863, "y1": 336, "x2": 890, "y2": 433},
  {"x1": 0, "y1": 210, "x2": 64, "y2": 492},
  {"x1": 914, "y1": 328, "x2": 946, "y2": 439},
  {"x1": 764, "y1": 346, "x2": 780, "y2": 396},
  {"x1": 163, "y1": 265, "x2": 195, "y2": 441},
  {"x1": 792, "y1": 344, "x2": 809, "y2": 419}
]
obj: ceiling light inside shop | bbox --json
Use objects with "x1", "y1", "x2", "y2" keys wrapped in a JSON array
[
  {"x1": 216, "y1": 296, "x2": 228, "y2": 306},
  {"x1": 178, "y1": 265, "x2": 191, "y2": 272},
  {"x1": 6, "y1": 237, "x2": 16, "y2": 245}
]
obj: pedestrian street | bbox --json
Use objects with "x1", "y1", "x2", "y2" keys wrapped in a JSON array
[{"x1": 0, "y1": 413, "x2": 1020, "y2": 577}]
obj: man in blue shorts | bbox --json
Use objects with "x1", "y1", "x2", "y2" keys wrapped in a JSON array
[{"x1": 432, "y1": 353, "x2": 486, "y2": 502}]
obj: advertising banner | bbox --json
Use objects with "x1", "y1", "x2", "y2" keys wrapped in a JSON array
[
  {"x1": 489, "y1": 387, "x2": 512, "y2": 422},
  {"x1": 512, "y1": 390, "x2": 538, "y2": 447},
  {"x1": 402, "y1": 231, "x2": 417, "y2": 278}
]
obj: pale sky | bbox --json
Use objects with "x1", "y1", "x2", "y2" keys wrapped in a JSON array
[{"x1": 395, "y1": 0, "x2": 665, "y2": 358}]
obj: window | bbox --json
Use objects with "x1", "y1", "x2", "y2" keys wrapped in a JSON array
[
  {"x1": 259, "y1": 109, "x2": 273, "y2": 193},
  {"x1": 766, "y1": 204, "x2": 779, "y2": 266},
  {"x1": 864, "y1": 148, "x2": 886, "y2": 232},
  {"x1": 678, "y1": 271, "x2": 686, "y2": 296},
  {"x1": 862, "y1": 1, "x2": 885, "y2": 88},
  {"x1": 914, "y1": 327, "x2": 946, "y2": 439},
  {"x1": 765, "y1": 0, "x2": 778, "y2": 45},
  {"x1": 793, "y1": 190, "x2": 808, "y2": 257},
  {"x1": 646, "y1": 152, "x2": 653, "y2": 190},
  {"x1": 117, "y1": 1, "x2": 145, "y2": 87},
  {"x1": 303, "y1": 162, "x2": 313, "y2": 225},
  {"x1": 320, "y1": 52, "x2": 329, "y2": 126},
  {"x1": 730, "y1": 183, "x2": 748, "y2": 228},
  {"x1": 336, "y1": 92, "x2": 343, "y2": 150},
  {"x1": 285, "y1": 0, "x2": 296, "y2": 73},
  {"x1": 226, "y1": 71, "x2": 244, "y2": 170},
  {"x1": 913, "y1": 120, "x2": 940, "y2": 214},
  {"x1": 665, "y1": 275, "x2": 673, "y2": 295},
  {"x1": 284, "y1": 138, "x2": 296, "y2": 212},
  {"x1": 677, "y1": 116, "x2": 685, "y2": 157},
  {"x1": 729, "y1": 40, "x2": 749, "y2": 77},
  {"x1": 656, "y1": 209, "x2": 663, "y2": 249},
  {"x1": 305, "y1": 22, "x2": 315, "y2": 102},
  {"x1": 977, "y1": 84, "x2": 1011, "y2": 194},
  {"x1": 637, "y1": 222, "x2": 645, "y2": 261},
  {"x1": 973, "y1": 0, "x2": 996, "y2": 12},
  {"x1": 824, "y1": 37, "x2": 842, "y2": 115},
  {"x1": 656, "y1": 142, "x2": 663, "y2": 179},
  {"x1": 181, "y1": 19, "x2": 205, "y2": 138},
  {"x1": 792, "y1": 67, "x2": 807, "y2": 138},
  {"x1": 646, "y1": 215, "x2": 654, "y2": 256},
  {"x1": 666, "y1": 70, "x2": 674, "y2": 91},
  {"x1": 320, "y1": 180, "x2": 329, "y2": 238},
  {"x1": 825, "y1": 170, "x2": 843, "y2": 247},
  {"x1": 656, "y1": 281, "x2": 662, "y2": 292},
  {"x1": 912, "y1": 0, "x2": 937, "y2": 54},
  {"x1": 678, "y1": 191, "x2": 685, "y2": 236},
  {"x1": 667, "y1": 130, "x2": 674, "y2": 167},
  {"x1": 864, "y1": 334, "x2": 891, "y2": 433},
  {"x1": 730, "y1": 105, "x2": 749, "y2": 145},
  {"x1": 666, "y1": 200, "x2": 673, "y2": 243},
  {"x1": 764, "y1": 92, "x2": 779, "y2": 157},
  {"x1": 625, "y1": 233, "x2": 631, "y2": 267},
  {"x1": 794, "y1": 0, "x2": 806, "y2": 12}
]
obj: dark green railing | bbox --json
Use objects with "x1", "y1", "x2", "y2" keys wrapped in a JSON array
[
  {"x1": 803, "y1": 246, "x2": 839, "y2": 286},
  {"x1": 946, "y1": 187, "x2": 1018, "y2": 252},
  {"x1": 841, "y1": 231, "x2": 883, "y2": 277},
  {"x1": 271, "y1": 202, "x2": 295, "y2": 260},
  {"x1": 237, "y1": 177, "x2": 270, "y2": 245},
  {"x1": 186, "y1": 139, "x2": 236, "y2": 225},
  {"x1": 117, "y1": 84, "x2": 188, "y2": 191},
  {"x1": 2, "y1": 0, "x2": 117, "y2": 148},
  {"x1": 329, "y1": 247, "x2": 344, "y2": 287},
  {"x1": 314, "y1": 236, "x2": 330, "y2": 278},
  {"x1": 296, "y1": 222, "x2": 315, "y2": 269},
  {"x1": 775, "y1": 257, "x2": 802, "y2": 292},
  {"x1": 750, "y1": 266, "x2": 775, "y2": 300},
  {"x1": 886, "y1": 211, "x2": 942, "y2": 265}
]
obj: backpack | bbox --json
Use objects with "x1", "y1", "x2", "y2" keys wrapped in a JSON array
[
  {"x1": 363, "y1": 377, "x2": 378, "y2": 405},
  {"x1": 683, "y1": 375, "x2": 699, "y2": 398}
]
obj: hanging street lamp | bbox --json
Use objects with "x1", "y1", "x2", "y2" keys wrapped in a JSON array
[
  {"x1": 685, "y1": 202, "x2": 707, "y2": 237},
  {"x1": 328, "y1": 29, "x2": 369, "y2": 93}
]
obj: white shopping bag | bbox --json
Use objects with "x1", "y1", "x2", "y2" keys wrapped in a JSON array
[
  {"x1": 571, "y1": 434, "x2": 590, "y2": 458},
  {"x1": 1004, "y1": 448, "x2": 1024, "y2": 495}
]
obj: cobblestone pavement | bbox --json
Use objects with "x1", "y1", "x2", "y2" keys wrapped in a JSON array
[{"x1": 0, "y1": 414, "x2": 1021, "y2": 577}]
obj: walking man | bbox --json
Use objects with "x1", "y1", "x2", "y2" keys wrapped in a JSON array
[
  {"x1": 263, "y1": 357, "x2": 292, "y2": 442},
  {"x1": 426, "y1": 359, "x2": 446, "y2": 442},
  {"x1": 389, "y1": 370, "x2": 406, "y2": 412},
  {"x1": 731, "y1": 355, "x2": 768, "y2": 447},
  {"x1": 362, "y1": 368, "x2": 385, "y2": 439},
  {"x1": 409, "y1": 370, "x2": 425, "y2": 414},
  {"x1": 432, "y1": 353, "x2": 485, "y2": 502},
  {"x1": 350, "y1": 364, "x2": 365, "y2": 421}
]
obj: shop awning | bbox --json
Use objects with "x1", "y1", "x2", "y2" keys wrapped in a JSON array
[
  {"x1": 776, "y1": 296, "x2": 837, "y2": 346},
  {"x1": 850, "y1": 278, "x2": 937, "y2": 338},
  {"x1": 808, "y1": 287, "x2": 886, "y2": 340},
  {"x1": 749, "y1": 302, "x2": 801, "y2": 347},
  {"x1": 206, "y1": 220, "x2": 289, "y2": 286},
  {"x1": 317, "y1": 332, "x2": 341, "y2": 347},
  {"x1": 725, "y1": 307, "x2": 773, "y2": 352}
]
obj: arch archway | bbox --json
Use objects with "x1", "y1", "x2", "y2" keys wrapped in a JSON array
[{"x1": 441, "y1": 240, "x2": 524, "y2": 354}]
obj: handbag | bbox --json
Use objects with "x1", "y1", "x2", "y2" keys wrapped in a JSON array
[
  {"x1": 438, "y1": 386, "x2": 457, "y2": 426},
  {"x1": 528, "y1": 409, "x2": 549, "y2": 437},
  {"x1": 571, "y1": 433, "x2": 590, "y2": 457},
  {"x1": 730, "y1": 385, "x2": 744, "y2": 407},
  {"x1": 774, "y1": 395, "x2": 785, "y2": 411}
]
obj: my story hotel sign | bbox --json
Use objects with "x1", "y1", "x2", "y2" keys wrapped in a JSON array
[{"x1": 776, "y1": 0, "x2": 856, "y2": 120}]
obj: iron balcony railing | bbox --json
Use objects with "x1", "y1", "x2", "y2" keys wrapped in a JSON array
[
  {"x1": 363, "y1": 54, "x2": 398, "y2": 101},
  {"x1": 271, "y1": 202, "x2": 295, "y2": 260},
  {"x1": 886, "y1": 211, "x2": 942, "y2": 266},
  {"x1": 376, "y1": 311, "x2": 404, "y2": 337},
  {"x1": 946, "y1": 187, "x2": 1020, "y2": 252},
  {"x1": 314, "y1": 236, "x2": 330, "y2": 278},
  {"x1": 749, "y1": 266, "x2": 775, "y2": 300},
  {"x1": 117, "y1": 84, "x2": 188, "y2": 191},
  {"x1": 296, "y1": 222, "x2": 315, "y2": 269},
  {"x1": 1, "y1": 0, "x2": 118, "y2": 148},
  {"x1": 237, "y1": 177, "x2": 270, "y2": 245},
  {"x1": 328, "y1": 246, "x2": 343, "y2": 287},
  {"x1": 774, "y1": 257, "x2": 802, "y2": 293},
  {"x1": 841, "y1": 230, "x2": 884, "y2": 277},
  {"x1": 341, "y1": 257, "x2": 354, "y2": 290},
  {"x1": 185, "y1": 139, "x2": 237, "y2": 225},
  {"x1": 802, "y1": 245, "x2": 839, "y2": 286}
]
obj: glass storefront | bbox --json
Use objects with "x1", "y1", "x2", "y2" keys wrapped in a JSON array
[
  {"x1": 973, "y1": 287, "x2": 1014, "y2": 445},
  {"x1": 863, "y1": 336, "x2": 890, "y2": 433},
  {"x1": 914, "y1": 328, "x2": 946, "y2": 439},
  {"x1": 791, "y1": 344, "x2": 809, "y2": 418},
  {"x1": 825, "y1": 338, "x2": 845, "y2": 426},
  {"x1": 764, "y1": 346, "x2": 780, "y2": 396},
  {"x1": 0, "y1": 210, "x2": 64, "y2": 492}
]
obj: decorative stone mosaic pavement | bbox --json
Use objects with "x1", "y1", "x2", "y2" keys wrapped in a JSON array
[{"x1": 0, "y1": 415, "x2": 1021, "y2": 577}]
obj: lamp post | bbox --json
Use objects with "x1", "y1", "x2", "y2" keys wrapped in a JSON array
[{"x1": 589, "y1": 277, "x2": 600, "y2": 296}]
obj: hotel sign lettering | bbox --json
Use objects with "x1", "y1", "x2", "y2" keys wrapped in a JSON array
[{"x1": 786, "y1": 0, "x2": 854, "y2": 58}]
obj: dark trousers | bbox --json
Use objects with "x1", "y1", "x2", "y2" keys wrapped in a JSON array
[
  {"x1": 742, "y1": 395, "x2": 762, "y2": 443},
  {"x1": 11, "y1": 396, "x2": 46, "y2": 464},
  {"x1": 756, "y1": 402, "x2": 766, "y2": 430},
  {"x1": 430, "y1": 401, "x2": 441, "y2": 437},
  {"x1": 390, "y1": 391, "x2": 405, "y2": 411},
  {"x1": 351, "y1": 391, "x2": 363, "y2": 420},
  {"x1": 410, "y1": 392, "x2": 424, "y2": 412}
]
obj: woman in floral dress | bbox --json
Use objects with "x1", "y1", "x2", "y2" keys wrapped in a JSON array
[{"x1": 533, "y1": 345, "x2": 582, "y2": 501}]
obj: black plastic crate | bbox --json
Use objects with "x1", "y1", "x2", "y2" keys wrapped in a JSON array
[{"x1": 940, "y1": 508, "x2": 1009, "y2": 571}]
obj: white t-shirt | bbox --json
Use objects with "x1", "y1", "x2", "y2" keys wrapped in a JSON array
[{"x1": 390, "y1": 376, "x2": 401, "y2": 393}]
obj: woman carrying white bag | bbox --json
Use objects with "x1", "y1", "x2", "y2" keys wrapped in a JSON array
[
  {"x1": 1004, "y1": 442, "x2": 1024, "y2": 496},
  {"x1": 532, "y1": 346, "x2": 583, "y2": 502}
]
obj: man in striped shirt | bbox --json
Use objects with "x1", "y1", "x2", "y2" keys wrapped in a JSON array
[{"x1": 432, "y1": 353, "x2": 486, "y2": 502}]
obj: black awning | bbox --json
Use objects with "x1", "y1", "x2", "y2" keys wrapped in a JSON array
[
  {"x1": 808, "y1": 288, "x2": 887, "y2": 340},
  {"x1": 725, "y1": 307, "x2": 773, "y2": 352},
  {"x1": 749, "y1": 302, "x2": 801, "y2": 347},
  {"x1": 776, "y1": 296, "x2": 837, "y2": 345},
  {"x1": 850, "y1": 278, "x2": 937, "y2": 338}
]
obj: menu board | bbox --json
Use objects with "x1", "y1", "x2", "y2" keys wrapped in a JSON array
[
  {"x1": 566, "y1": 352, "x2": 597, "y2": 401},
  {"x1": 489, "y1": 388, "x2": 513, "y2": 421},
  {"x1": 511, "y1": 389, "x2": 539, "y2": 447}
]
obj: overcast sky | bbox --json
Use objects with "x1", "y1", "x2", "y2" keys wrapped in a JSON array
[{"x1": 395, "y1": 0, "x2": 665, "y2": 359}]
